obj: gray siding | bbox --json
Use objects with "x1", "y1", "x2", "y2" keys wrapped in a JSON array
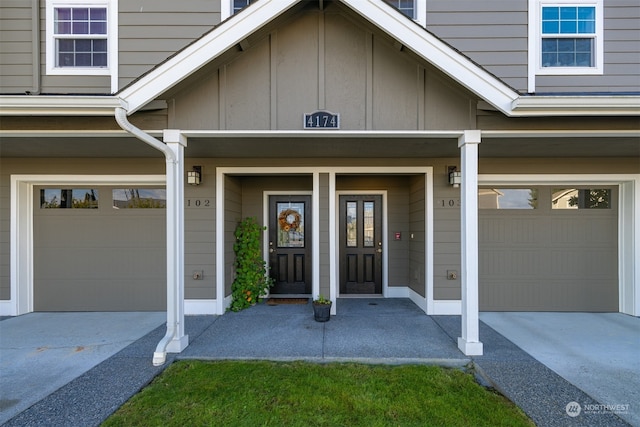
[
  {"x1": 224, "y1": 175, "x2": 242, "y2": 298},
  {"x1": 426, "y1": 0, "x2": 529, "y2": 93},
  {"x1": 427, "y1": 0, "x2": 640, "y2": 94},
  {"x1": 171, "y1": 6, "x2": 476, "y2": 131},
  {"x1": 1, "y1": 0, "x2": 221, "y2": 94},
  {"x1": 409, "y1": 175, "x2": 425, "y2": 296},
  {"x1": 0, "y1": 0, "x2": 37, "y2": 93},
  {"x1": 118, "y1": 0, "x2": 220, "y2": 90}
]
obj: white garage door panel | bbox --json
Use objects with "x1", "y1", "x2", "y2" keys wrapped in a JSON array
[
  {"x1": 480, "y1": 186, "x2": 618, "y2": 312},
  {"x1": 34, "y1": 186, "x2": 166, "y2": 311}
]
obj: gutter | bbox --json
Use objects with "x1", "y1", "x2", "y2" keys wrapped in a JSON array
[{"x1": 114, "y1": 106, "x2": 180, "y2": 366}]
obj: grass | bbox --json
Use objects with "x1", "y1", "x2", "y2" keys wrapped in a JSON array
[{"x1": 103, "y1": 360, "x2": 533, "y2": 427}]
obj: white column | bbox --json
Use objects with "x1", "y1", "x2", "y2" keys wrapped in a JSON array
[
  {"x1": 457, "y1": 130, "x2": 483, "y2": 356},
  {"x1": 162, "y1": 129, "x2": 189, "y2": 353}
]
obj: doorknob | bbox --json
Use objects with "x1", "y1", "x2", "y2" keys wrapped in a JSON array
[
  {"x1": 269, "y1": 248, "x2": 276, "y2": 253},
  {"x1": 377, "y1": 248, "x2": 382, "y2": 253}
]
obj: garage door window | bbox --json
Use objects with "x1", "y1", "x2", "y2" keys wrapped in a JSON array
[
  {"x1": 112, "y1": 189, "x2": 166, "y2": 209},
  {"x1": 479, "y1": 188, "x2": 538, "y2": 209},
  {"x1": 40, "y1": 188, "x2": 99, "y2": 208},
  {"x1": 552, "y1": 188, "x2": 611, "y2": 209}
]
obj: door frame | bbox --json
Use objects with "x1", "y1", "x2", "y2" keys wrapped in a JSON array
[
  {"x1": 263, "y1": 191, "x2": 314, "y2": 296},
  {"x1": 336, "y1": 190, "x2": 388, "y2": 297}
]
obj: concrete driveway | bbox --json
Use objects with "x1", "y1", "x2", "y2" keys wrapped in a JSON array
[
  {"x1": 0, "y1": 312, "x2": 165, "y2": 425},
  {"x1": 481, "y1": 312, "x2": 640, "y2": 427}
]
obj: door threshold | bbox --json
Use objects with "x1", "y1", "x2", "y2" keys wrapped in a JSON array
[
  {"x1": 268, "y1": 294, "x2": 311, "y2": 299},
  {"x1": 338, "y1": 294, "x2": 384, "y2": 298}
]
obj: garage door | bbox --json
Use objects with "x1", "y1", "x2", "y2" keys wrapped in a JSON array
[
  {"x1": 479, "y1": 186, "x2": 617, "y2": 311},
  {"x1": 34, "y1": 186, "x2": 166, "y2": 311}
]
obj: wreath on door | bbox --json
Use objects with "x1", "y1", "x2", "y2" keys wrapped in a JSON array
[{"x1": 278, "y1": 209, "x2": 301, "y2": 232}]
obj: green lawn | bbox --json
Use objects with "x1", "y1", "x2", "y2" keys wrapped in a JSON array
[{"x1": 103, "y1": 360, "x2": 533, "y2": 427}]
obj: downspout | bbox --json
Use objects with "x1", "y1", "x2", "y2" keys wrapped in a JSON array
[{"x1": 114, "y1": 106, "x2": 178, "y2": 365}]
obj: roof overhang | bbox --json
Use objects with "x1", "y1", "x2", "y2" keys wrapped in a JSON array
[
  {"x1": 0, "y1": 95, "x2": 123, "y2": 116},
  {"x1": 511, "y1": 95, "x2": 640, "y2": 116}
]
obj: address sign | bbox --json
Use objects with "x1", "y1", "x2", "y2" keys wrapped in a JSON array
[{"x1": 304, "y1": 110, "x2": 340, "y2": 129}]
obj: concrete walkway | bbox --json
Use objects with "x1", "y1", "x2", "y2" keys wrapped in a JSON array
[
  {"x1": 480, "y1": 312, "x2": 640, "y2": 427},
  {"x1": 0, "y1": 312, "x2": 165, "y2": 425},
  {"x1": 1, "y1": 300, "x2": 635, "y2": 427}
]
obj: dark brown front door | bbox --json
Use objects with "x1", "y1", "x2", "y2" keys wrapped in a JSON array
[
  {"x1": 340, "y1": 195, "x2": 383, "y2": 294},
  {"x1": 269, "y1": 195, "x2": 312, "y2": 295}
]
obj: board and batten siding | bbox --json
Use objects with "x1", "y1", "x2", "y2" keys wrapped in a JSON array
[{"x1": 170, "y1": 8, "x2": 476, "y2": 131}]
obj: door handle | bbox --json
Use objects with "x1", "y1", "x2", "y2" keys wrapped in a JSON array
[
  {"x1": 269, "y1": 248, "x2": 276, "y2": 253},
  {"x1": 376, "y1": 248, "x2": 382, "y2": 253}
]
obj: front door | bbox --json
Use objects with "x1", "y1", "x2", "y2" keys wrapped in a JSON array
[
  {"x1": 339, "y1": 195, "x2": 383, "y2": 294},
  {"x1": 269, "y1": 195, "x2": 312, "y2": 295}
]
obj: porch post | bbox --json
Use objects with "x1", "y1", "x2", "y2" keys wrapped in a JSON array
[
  {"x1": 457, "y1": 130, "x2": 483, "y2": 356},
  {"x1": 161, "y1": 130, "x2": 189, "y2": 354}
]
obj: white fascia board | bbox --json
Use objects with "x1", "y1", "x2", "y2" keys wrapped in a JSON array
[
  {"x1": 511, "y1": 96, "x2": 640, "y2": 116},
  {"x1": 0, "y1": 95, "x2": 123, "y2": 116},
  {"x1": 118, "y1": 0, "x2": 301, "y2": 115},
  {"x1": 181, "y1": 130, "x2": 463, "y2": 138},
  {"x1": 340, "y1": 0, "x2": 519, "y2": 116}
]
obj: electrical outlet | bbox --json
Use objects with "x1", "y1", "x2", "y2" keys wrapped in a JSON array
[
  {"x1": 447, "y1": 270, "x2": 458, "y2": 280},
  {"x1": 192, "y1": 270, "x2": 203, "y2": 280}
]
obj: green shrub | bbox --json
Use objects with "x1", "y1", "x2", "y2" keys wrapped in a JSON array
[{"x1": 230, "y1": 217, "x2": 274, "y2": 311}]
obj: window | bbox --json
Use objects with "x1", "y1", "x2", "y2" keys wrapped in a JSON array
[
  {"x1": 113, "y1": 189, "x2": 166, "y2": 209},
  {"x1": 533, "y1": 0, "x2": 603, "y2": 75},
  {"x1": 46, "y1": 0, "x2": 117, "y2": 77},
  {"x1": 384, "y1": 0, "x2": 415, "y2": 19},
  {"x1": 479, "y1": 189, "x2": 538, "y2": 209},
  {"x1": 233, "y1": 0, "x2": 254, "y2": 15},
  {"x1": 41, "y1": 189, "x2": 99, "y2": 209},
  {"x1": 552, "y1": 188, "x2": 611, "y2": 209}
]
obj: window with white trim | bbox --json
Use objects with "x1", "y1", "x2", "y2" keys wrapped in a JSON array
[
  {"x1": 384, "y1": 0, "x2": 415, "y2": 19},
  {"x1": 233, "y1": 0, "x2": 254, "y2": 15},
  {"x1": 534, "y1": 0, "x2": 603, "y2": 75},
  {"x1": 46, "y1": 0, "x2": 117, "y2": 76}
]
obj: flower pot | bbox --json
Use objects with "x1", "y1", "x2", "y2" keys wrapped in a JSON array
[{"x1": 313, "y1": 303, "x2": 332, "y2": 322}]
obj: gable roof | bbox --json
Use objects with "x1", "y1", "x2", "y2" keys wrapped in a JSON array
[{"x1": 119, "y1": 0, "x2": 525, "y2": 116}]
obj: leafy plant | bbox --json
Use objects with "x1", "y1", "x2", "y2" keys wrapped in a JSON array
[
  {"x1": 230, "y1": 217, "x2": 274, "y2": 311},
  {"x1": 313, "y1": 294, "x2": 331, "y2": 305}
]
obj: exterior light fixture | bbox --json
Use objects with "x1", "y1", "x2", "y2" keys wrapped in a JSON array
[
  {"x1": 187, "y1": 166, "x2": 202, "y2": 186},
  {"x1": 448, "y1": 166, "x2": 461, "y2": 188}
]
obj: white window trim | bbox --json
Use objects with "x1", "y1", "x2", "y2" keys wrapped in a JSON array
[
  {"x1": 45, "y1": 0, "x2": 118, "y2": 92},
  {"x1": 528, "y1": 0, "x2": 603, "y2": 92}
]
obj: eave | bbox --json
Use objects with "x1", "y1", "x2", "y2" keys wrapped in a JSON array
[
  {"x1": 511, "y1": 96, "x2": 640, "y2": 116},
  {"x1": 0, "y1": 95, "x2": 124, "y2": 116}
]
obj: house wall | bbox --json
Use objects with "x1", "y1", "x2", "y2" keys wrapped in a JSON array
[
  {"x1": 409, "y1": 174, "x2": 426, "y2": 297},
  {"x1": 0, "y1": 0, "x2": 221, "y2": 94},
  {"x1": 427, "y1": 0, "x2": 640, "y2": 94},
  {"x1": 169, "y1": 8, "x2": 476, "y2": 131}
]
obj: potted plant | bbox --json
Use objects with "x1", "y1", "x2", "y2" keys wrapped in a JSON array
[{"x1": 312, "y1": 294, "x2": 332, "y2": 322}]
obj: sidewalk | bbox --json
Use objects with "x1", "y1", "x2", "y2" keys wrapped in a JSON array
[{"x1": 3, "y1": 299, "x2": 632, "y2": 427}]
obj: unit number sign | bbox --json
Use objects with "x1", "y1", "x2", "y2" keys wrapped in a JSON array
[{"x1": 304, "y1": 110, "x2": 339, "y2": 129}]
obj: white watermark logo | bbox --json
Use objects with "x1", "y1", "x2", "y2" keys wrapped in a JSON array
[
  {"x1": 566, "y1": 401, "x2": 581, "y2": 417},
  {"x1": 566, "y1": 401, "x2": 630, "y2": 418}
]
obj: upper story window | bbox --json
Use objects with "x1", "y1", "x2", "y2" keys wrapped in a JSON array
[
  {"x1": 532, "y1": 0, "x2": 603, "y2": 75},
  {"x1": 384, "y1": 0, "x2": 415, "y2": 19},
  {"x1": 233, "y1": 0, "x2": 254, "y2": 15},
  {"x1": 46, "y1": 0, "x2": 117, "y2": 78}
]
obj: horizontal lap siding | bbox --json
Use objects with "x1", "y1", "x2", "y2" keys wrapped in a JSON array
[
  {"x1": 426, "y1": 0, "x2": 528, "y2": 93},
  {"x1": 0, "y1": 2, "x2": 35, "y2": 93}
]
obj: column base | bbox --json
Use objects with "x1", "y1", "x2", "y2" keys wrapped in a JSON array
[
  {"x1": 166, "y1": 334, "x2": 190, "y2": 353},
  {"x1": 458, "y1": 337, "x2": 483, "y2": 356}
]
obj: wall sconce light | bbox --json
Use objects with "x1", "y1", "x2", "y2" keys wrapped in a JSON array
[
  {"x1": 448, "y1": 166, "x2": 461, "y2": 188},
  {"x1": 187, "y1": 166, "x2": 202, "y2": 186}
]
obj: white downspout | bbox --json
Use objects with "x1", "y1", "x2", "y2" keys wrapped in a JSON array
[{"x1": 115, "y1": 107, "x2": 189, "y2": 366}]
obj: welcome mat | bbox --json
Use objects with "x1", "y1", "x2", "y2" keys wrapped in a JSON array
[{"x1": 266, "y1": 298, "x2": 309, "y2": 305}]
